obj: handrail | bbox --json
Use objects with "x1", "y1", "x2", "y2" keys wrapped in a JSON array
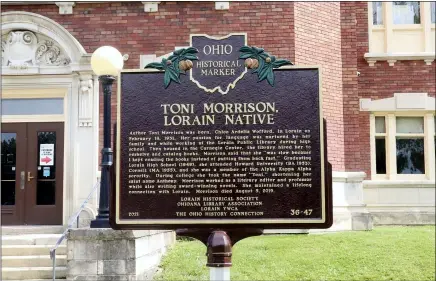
[{"x1": 50, "y1": 181, "x2": 100, "y2": 281}]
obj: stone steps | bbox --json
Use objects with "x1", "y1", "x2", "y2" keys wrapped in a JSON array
[
  {"x1": 1, "y1": 226, "x2": 64, "y2": 235},
  {"x1": 2, "y1": 226, "x2": 67, "y2": 280},
  {"x1": 1, "y1": 267, "x2": 67, "y2": 280},
  {"x1": 2, "y1": 255, "x2": 67, "y2": 267},
  {"x1": 2, "y1": 245, "x2": 66, "y2": 256},
  {"x1": 2, "y1": 234, "x2": 63, "y2": 245}
]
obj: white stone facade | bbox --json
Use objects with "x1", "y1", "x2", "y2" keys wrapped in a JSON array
[{"x1": 2, "y1": 12, "x2": 100, "y2": 225}]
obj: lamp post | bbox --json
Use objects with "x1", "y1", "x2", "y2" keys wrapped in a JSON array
[{"x1": 90, "y1": 46, "x2": 124, "y2": 228}]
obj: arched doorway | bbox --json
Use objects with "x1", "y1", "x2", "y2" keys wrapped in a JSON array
[{"x1": 1, "y1": 12, "x2": 99, "y2": 225}]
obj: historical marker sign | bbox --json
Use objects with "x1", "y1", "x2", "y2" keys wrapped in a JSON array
[{"x1": 111, "y1": 34, "x2": 332, "y2": 230}]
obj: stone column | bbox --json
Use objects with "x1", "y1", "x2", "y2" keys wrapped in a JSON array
[
  {"x1": 67, "y1": 229, "x2": 175, "y2": 281},
  {"x1": 329, "y1": 172, "x2": 373, "y2": 231}
]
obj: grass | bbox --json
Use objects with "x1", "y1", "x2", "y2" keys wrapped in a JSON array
[{"x1": 154, "y1": 226, "x2": 435, "y2": 281}]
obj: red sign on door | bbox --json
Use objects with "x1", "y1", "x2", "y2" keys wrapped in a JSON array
[{"x1": 39, "y1": 144, "x2": 54, "y2": 166}]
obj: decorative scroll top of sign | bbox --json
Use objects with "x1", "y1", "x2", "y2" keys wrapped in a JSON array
[
  {"x1": 239, "y1": 46, "x2": 293, "y2": 86},
  {"x1": 145, "y1": 47, "x2": 199, "y2": 89},
  {"x1": 144, "y1": 33, "x2": 293, "y2": 93}
]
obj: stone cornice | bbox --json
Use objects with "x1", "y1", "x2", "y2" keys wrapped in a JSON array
[
  {"x1": 332, "y1": 172, "x2": 367, "y2": 183},
  {"x1": 364, "y1": 52, "x2": 435, "y2": 66},
  {"x1": 360, "y1": 93, "x2": 435, "y2": 112}
]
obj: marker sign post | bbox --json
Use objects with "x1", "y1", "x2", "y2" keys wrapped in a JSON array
[{"x1": 111, "y1": 33, "x2": 332, "y2": 280}]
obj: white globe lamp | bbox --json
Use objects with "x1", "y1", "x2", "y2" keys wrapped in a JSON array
[{"x1": 91, "y1": 46, "x2": 124, "y2": 77}]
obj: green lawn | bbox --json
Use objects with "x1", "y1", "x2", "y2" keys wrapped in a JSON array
[{"x1": 154, "y1": 226, "x2": 435, "y2": 281}]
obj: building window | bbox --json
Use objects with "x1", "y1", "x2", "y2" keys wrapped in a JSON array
[
  {"x1": 373, "y1": 2, "x2": 384, "y2": 25},
  {"x1": 395, "y1": 117, "x2": 425, "y2": 174},
  {"x1": 375, "y1": 117, "x2": 387, "y2": 174},
  {"x1": 366, "y1": 2, "x2": 435, "y2": 65},
  {"x1": 393, "y1": 2, "x2": 421, "y2": 24},
  {"x1": 431, "y1": 2, "x2": 435, "y2": 23},
  {"x1": 363, "y1": 93, "x2": 435, "y2": 180},
  {"x1": 372, "y1": 114, "x2": 435, "y2": 180}
]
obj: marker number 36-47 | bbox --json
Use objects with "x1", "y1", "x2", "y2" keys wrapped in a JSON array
[{"x1": 290, "y1": 209, "x2": 312, "y2": 216}]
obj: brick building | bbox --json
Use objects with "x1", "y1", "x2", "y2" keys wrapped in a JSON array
[{"x1": 2, "y1": 2, "x2": 435, "y2": 228}]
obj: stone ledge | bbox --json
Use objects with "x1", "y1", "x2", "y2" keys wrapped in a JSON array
[
  {"x1": 360, "y1": 93, "x2": 435, "y2": 112},
  {"x1": 67, "y1": 228, "x2": 175, "y2": 281},
  {"x1": 363, "y1": 180, "x2": 436, "y2": 188},
  {"x1": 333, "y1": 171, "x2": 366, "y2": 183},
  {"x1": 364, "y1": 52, "x2": 435, "y2": 66},
  {"x1": 67, "y1": 228, "x2": 173, "y2": 241},
  {"x1": 372, "y1": 211, "x2": 435, "y2": 225},
  {"x1": 67, "y1": 274, "x2": 135, "y2": 281},
  {"x1": 351, "y1": 212, "x2": 373, "y2": 231}
]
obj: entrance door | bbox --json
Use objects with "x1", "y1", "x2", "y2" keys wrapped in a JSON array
[
  {"x1": 1, "y1": 123, "x2": 26, "y2": 224},
  {"x1": 1, "y1": 122, "x2": 64, "y2": 225}
]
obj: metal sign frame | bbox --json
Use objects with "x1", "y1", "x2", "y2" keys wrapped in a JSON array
[{"x1": 110, "y1": 65, "x2": 333, "y2": 230}]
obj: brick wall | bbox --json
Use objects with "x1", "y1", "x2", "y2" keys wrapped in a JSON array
[
  {"x1": 343, "y1": 2, "x2": 436, "y2": 178},
  {"x1": 341, "y1": 2, "x2": 361, "y2": 172},
  {"x1": 2, "y1": 2, "x2": 295, "y2": 63},
  {"x1": 294, "y1": 2, "x2": 345, "y2": 171},
  {"x1": 3, "y1": 1, "x2": 295, "y2": 159}
]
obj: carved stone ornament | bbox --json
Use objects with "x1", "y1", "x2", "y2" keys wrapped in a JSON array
[
  {"x1": 79, "y1": 75, "x2": 94, "y2": 127},
  {"x1": 2, "y1": 30, "x2": 71, "y2": 68}
]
